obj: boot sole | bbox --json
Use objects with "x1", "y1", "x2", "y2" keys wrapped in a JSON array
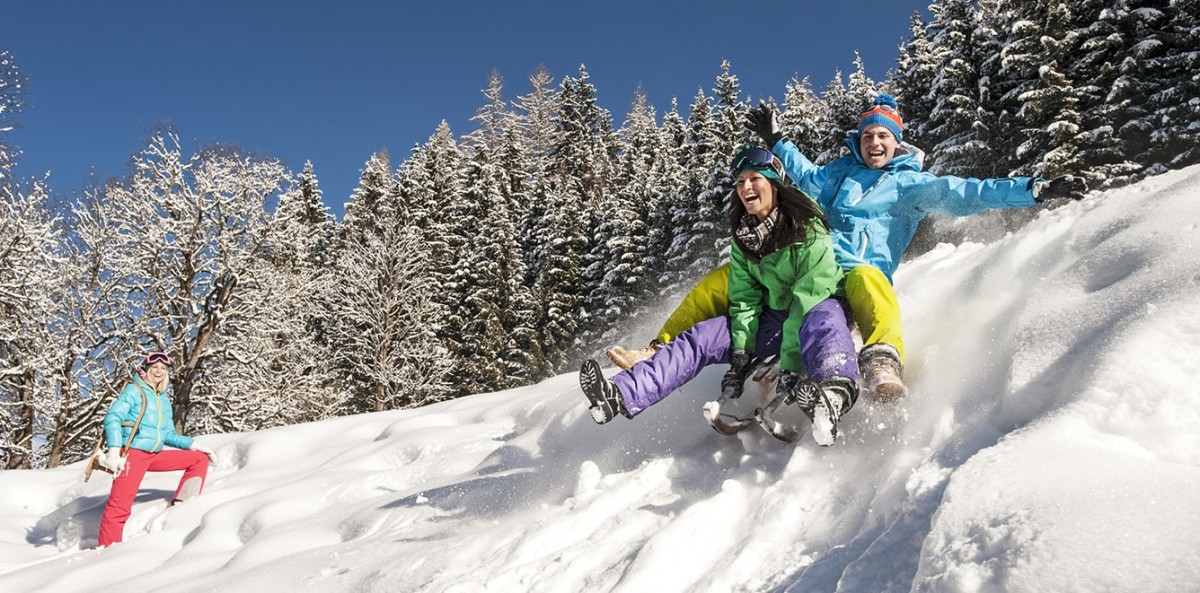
[
  {"x1": 579, "y1": 360, "x2": 615, "y2": 423},
  {"x1": 811, "y1": 391, "x2": 839, "y2": 446},
  {"x1": 871, "y1": 381, "x2": 908, "y2": 403}
]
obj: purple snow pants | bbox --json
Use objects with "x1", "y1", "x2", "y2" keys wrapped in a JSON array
[{"x1": 612, "y1": 298, "x2": 858, "y2": 416}]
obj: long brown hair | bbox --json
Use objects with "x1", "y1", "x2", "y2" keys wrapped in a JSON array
[{"x1": 728, "y1": 179, "x2": 828, "y2": 257}]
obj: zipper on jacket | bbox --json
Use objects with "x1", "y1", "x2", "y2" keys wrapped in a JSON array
[
  {"x1": 154, "y1": 391, "x2": 165, "y2": 452},
  {"x1": 848, "y1": 172, "x2": 890, "y2": 207}
]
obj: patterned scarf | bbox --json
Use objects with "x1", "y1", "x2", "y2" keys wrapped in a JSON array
[{"x1": 734, "y1": 207, "x2": 780, "y2": 257}]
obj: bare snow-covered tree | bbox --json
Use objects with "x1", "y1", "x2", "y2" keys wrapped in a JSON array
[
  {"x1": 0, "y1": 50, "x2": 27, "y2": 183},
  {"x1": 38, "y1": 183, "x2": 147, "y2": 468},
  {"x1": 329, "y1": 219, "x2": 450, "y2": 411},
  {"x1": 198, "y1": 161, "x2": 346, "y2": 432},
  {"x1": 101, "y1": 128, "x2": 288, "y2": 432},
  {"x1": 0, "y1": 178, "x2": 64, "y2": 468}
]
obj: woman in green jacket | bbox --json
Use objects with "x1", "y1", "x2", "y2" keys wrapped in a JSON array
[{"x1": 580, "y1": 146, "x2": 859, "y2": 445}]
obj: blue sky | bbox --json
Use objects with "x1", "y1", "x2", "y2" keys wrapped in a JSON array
[{"x1": 7, "y1": 1, "x2": 928, "y2": 218}]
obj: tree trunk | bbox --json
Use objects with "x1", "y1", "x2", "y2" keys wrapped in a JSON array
[
  {"x1": 174, "y1": 272, "x2": 238, "y2": 432},
  {"x1": 9, "y1": 368, "x2": 35, "y2": 469}
]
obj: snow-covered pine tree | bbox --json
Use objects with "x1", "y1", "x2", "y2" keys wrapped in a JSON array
[
  {"x1": 442, "y1": 76, "x2": 524, "y2": 395},
  {"x1": 1056, "y1": 0, "x2": 1140, "y2": 186},
  {"x1": 547, "y1": 65, "x2": 615, "y2": 367},
  {"x1": 513, "y1": 66, "x2": 560, "y2": 291},
  {"x1": 920, "y1": 0, "x2": 987, "y2": 176},
  {"x1": 970, "y1": 0, "x2": 1026, "y2": 178},
  {"x1": 895, "y1": 11, "x2": 939, "y2": 152},
  {"x1": 460, "y1": 70, "x2": 547, "y2": 388},
  {"x1": 712, "y1": 61, "x2": 751, "y2": 155},
  {"x1": 342, "y1": 149, "x2": 400, "y2": 247},
  {"x1": 661, "y1": 88, "x2": 717, "y2": 289},
  {"x1": 401, "y1": 123, "x2": 471, "y2": 393},
  {"x1": 816, "y1": 70, "x2": 859, "y2": 163},
  {"x1": 585, "y1": 89, "x2": 658, "y2": 345},
  {"x1": 1013, "y1": 2, "x2": 1088, "y2": 177},
  {"x1": 653, "y1": 98, "x2": 688, "y2": 263},
  {"x1": 781, "y1": 77, "x2": 830, "y2": 161},
  {"x1": 651, "y1": 97, "x2": 692, "y2": 294},
  {"x1": 1154, "y1": 0, "x2": 1200, "y2": 170},
  {"x1": 683, "y1": 62, "x2": 751, "y2": 282},
  {"x1": 444, "y1": 155, "x2": 528, "y2": 395}
]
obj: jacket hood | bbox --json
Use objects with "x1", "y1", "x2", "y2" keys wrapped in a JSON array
[{"x1": 846, "y1": 132, "x2": 926, "y2": 173}]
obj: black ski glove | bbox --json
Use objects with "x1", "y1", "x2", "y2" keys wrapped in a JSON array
[
  {"x1": 721, "y1": 349, "x2": 752, "y2": 400},
  {"x1": 745, "y1": 102, "x2": 783, "y2": 148},
  {"x1": 1031, "y1": 175, "x2": 1088, "y2": 202}
]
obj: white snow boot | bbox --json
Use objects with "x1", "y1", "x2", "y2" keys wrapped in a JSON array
[
  {"x1": 810, "y1": 377, "x2": 858, "y2": 446},
  {"x1": 173, "y1": 476, "x2": 203, "y2": 505}
]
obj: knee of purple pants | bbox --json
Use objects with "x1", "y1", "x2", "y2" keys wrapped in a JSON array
[
  {"x1": 800, "y1": 299, "x2": 859, "y2": 383},
  {"x1": 613, "y1": 316, "x2": 732, "y2": 415}
]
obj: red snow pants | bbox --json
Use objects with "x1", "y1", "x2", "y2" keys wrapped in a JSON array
[{"x1": 97, "y1": 448, "x2": 209, "y2": 547}]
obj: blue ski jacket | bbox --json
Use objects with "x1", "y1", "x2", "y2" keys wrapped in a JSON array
[
  {"x1": 771, "y1": 135, "x2": 1039, "y2": 282},
  {"x1": 103, "y1": 372, "x2": 194, "y2": 453}
]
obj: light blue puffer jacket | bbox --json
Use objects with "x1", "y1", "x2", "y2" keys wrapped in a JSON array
[
  {"x1": 103, "y1": 372, "x2": 193, "y2": 453},
  {"x1": 772, "y1": 135, "x2": 1039, "y2": 282}
]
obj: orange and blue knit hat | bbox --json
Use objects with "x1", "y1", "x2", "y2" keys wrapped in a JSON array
[{"x1": 857, "y1": 94, "x2": 904, "y2": 142}]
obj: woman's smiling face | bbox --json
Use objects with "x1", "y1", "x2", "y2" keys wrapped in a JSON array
[
  {"x1": 146, "y1": 361, "x2": 169, "y2": 387},
  {"x1": 735, "y1": 170, "x2": 777, "y2": 221}
]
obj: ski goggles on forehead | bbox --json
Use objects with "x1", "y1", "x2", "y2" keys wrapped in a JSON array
[
  {"x1": 145, "y1": 352, "x2": 173, "y2": 367},
  {"x1": 870, "y1": 102, "x2": 899, "y2": 115},
  {"x1": 731, "y1": 147, "x2": 783, "y2": 179}
]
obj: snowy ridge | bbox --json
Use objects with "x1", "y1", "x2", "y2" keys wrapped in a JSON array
[{"x1": 2, "y1": 166, "x2": 1200, "y2": 592}]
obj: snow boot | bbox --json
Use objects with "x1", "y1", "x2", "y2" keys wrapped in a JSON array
[
  {"x1": 579, "y1": 360, "x2": 630, "y2": 424},
  {"x1": 810, "y1": 377, "x2": 858, "y2": 446},
  {"x1": 860, "y1": 343, "x2": 908, "y2": 403},
  {"x1": 173, "y1": 476, "x2": 203, "y2": 505},
  {"x1": 605, "y1": 340, "x2": 664, "y2": 370}
]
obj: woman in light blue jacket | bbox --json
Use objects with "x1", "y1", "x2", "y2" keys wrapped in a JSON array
[{"x1": 97, "y1": 351, "x2": 214, "y2": 547}]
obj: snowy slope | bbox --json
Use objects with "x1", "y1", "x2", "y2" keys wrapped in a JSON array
[{"x1": 2, "y1": 166, "x2": 1200, "y2": 593}]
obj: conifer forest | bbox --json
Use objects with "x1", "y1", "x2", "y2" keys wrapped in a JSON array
[{"x1": 2, "y1": 0, "x2": 1197, "y2": 468}]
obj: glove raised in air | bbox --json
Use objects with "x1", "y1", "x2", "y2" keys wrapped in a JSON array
[{"x1": 745, "y1": 102, "x2": 783, "y2": 148}]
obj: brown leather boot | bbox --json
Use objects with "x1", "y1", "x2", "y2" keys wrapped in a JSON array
[
  {"x1": 605, "y1": 340, "x2": 663, "y2": 370},
  {"x1": 860, "y1": 344, "x2": 908, "y2": 403}
]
